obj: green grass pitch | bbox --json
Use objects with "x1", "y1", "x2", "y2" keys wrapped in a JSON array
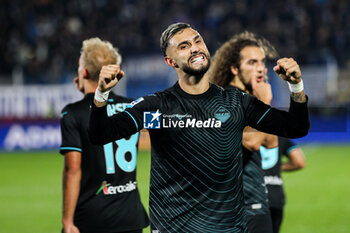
[{"x1": 0, "y1": 145, "x2": 349, "y2": 233}]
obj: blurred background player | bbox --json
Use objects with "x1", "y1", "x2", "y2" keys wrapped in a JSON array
[
  {"x1": 261, "y1": 136, "x2": 306, "y2": 233},
  {"x1": 210, "y1": 32, "x2": 307, "y2": 233},
  {"x1": 210, "y1": 31, "x2": 280, "y2": 233},
  {"x1": 59, "y1": 37, "x2": 149, "y2": 233}
]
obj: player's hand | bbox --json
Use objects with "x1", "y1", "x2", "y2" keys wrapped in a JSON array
[
  {"x1": 98, "y1": 65, "x2": 125, "y2": 92},
  {"x1": 63, "y1": 223, "x2": 80, "y2": 233},
  {"x1": 273, "y1": 58, "x2": 301, "y2": 84},
  {"x1": 251, "y1": 75, "x2": 273, "y2": 105}
]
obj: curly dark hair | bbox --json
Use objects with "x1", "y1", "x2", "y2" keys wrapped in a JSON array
[{"x1": 209, "y1": 31, "x2": 277, "y2": 87}]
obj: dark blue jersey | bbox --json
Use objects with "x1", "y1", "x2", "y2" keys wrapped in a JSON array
[
  {"x1": 89, "y1": 82, "x2": 309, "y2": 232},
  {"x1": 60, "y1": 92, "x2": 149, "y2": 232}
]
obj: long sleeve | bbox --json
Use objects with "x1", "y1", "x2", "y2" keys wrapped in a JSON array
[
  {"x1": 243, "y1": 93, "x2": 310, "y2": 138},
  {"x1": 89, "y1": 95, "x2": 160, "y2": 145}
]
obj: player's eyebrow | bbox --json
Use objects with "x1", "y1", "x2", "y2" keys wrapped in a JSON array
[
  {"x1": 177, "y1": 35, "x2": 201, "y2": 48},
  {"x1": 193, "y1": 35, "x2": 201, "y2": 42},
  {"x1": 248, "y1": 57, "x2": 266, "y2": 63}
]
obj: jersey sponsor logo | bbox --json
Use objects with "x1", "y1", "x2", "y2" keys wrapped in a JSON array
[
  {"x1": 163, "y1": 117, "x2": 221, "y2": 128},
  {"x1": 214, "y1": 106, "x2": 231, "y2": 123},
  {"x1": 127, "y1": 97, "x2": 144, "y2": 108},
  {"x1": 264, "y1": 176, "x2": 283, "y2": 185},
  {"x1": 96, "y1": 180, "x2": 137, "y2": 195},
  {"x1": 143, "y1": 110, "x2": 222, "y2": 129},
  {"x1": 144, "y1": 110, "x2": 161, "y2": 129}
]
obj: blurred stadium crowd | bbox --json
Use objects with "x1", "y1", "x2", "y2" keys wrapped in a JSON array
[{"x1": 0, "y1": 0, "x2": 349, "y2": 84}]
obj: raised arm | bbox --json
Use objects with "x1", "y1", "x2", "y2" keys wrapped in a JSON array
[
  {"x1": 273, "y1": 58, "x2": 306, "y2": 103},
  {"x1": 89, "y1": 104, "x2": 139, "y2": 145},
  {"x1": 88, "y1": 65, "x2": 135, "y2": 144},
  {"x1": 93, "y1": 65, "x2": 125, "y2": 107},
  {"x1": 89, "y1": 65, "x2": 160, "y2": 145},
  {"x1": 243, "y1": 58, "x2": 310, "y2": 138}
]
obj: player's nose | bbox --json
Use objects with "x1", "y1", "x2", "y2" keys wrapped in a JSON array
[
  {"x1": 257, "y1": 62, "x2": 265, "y2": 73},
  {"x1": 190, "y1": 44, "x2": 200, "y2": 54}
]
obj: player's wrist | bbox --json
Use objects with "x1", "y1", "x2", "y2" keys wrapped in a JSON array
[
  {"x1": 62, "y1": 217, "x2": 74, "y2": 225},
  {"x1": 94, "y1": 88, "x2": 110, "y2": 103},
  {"x1": 287, "y1": 79, "x2": 304, "y2": 93}
]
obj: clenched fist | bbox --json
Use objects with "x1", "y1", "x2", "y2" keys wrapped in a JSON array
[
  {"x1": 98, "y1": 65, "x2": 125, "y2": 92},
  {"x1": 273, "y1": 58, "x2": 301, "y2": 84}
]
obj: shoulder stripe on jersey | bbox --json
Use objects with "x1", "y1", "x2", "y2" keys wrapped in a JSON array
[
  {"x1": 125, "y1": 111, "x2": 139, "y2": 131},
  {"x1": 256, "y1": 107, "x2": 271, "y2": 125},
  {"x1": 60, "y1": 147, "x2": 82, "y2": 152},
  {"x1": 286, "y1": 145, "x2": 299, "y2": 154}
]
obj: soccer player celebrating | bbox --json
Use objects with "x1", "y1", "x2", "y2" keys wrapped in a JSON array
[
  {"x1": 210, "y1": 31, "x2": 279, "y2": 233},
  {"x1": 89, "y1": 23, "x2": 309, "y2": 232},
  {"x1": 60, "y1": 38, "x2": 149, "y2": 233}
]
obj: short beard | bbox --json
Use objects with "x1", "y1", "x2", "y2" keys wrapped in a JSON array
[
  {"x1": 182, "y1": 59, "x2": 211, "y2": 83},
  {"x1": 238, "y1": 69, "x2": 252, "y2": 94}
]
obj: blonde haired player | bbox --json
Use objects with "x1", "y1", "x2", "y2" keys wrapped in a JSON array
[{"x1": 60, "y1": 37, "x2": 148, "y2": 233}]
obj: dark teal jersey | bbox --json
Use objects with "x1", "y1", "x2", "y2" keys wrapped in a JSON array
[
  {"x1": 242, "y1": 148, "x2": 270, "y2": 216},
  {"x1": 261, "y1": 137, "x2": 297, "y2": 208},
  {"x1": 242, "y1": 148, "x2": 273, "y2": 233},
  {"x1": 60, "y1": 93, "x2": 149, "y2": 232},
  {"x1": 89, "y1": 82, "x2": 309, "y2": 232}
]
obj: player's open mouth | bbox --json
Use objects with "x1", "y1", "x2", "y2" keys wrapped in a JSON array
[
  {"x1": 190, "y1": 55, "x2": 205, "y2": 65},
  {"x1": 256, "y1": 75, "x2": 265, "y2": 82}
]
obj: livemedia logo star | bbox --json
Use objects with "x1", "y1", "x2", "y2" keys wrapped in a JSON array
[{"x1": 143, "y1": 110, "x2": 161, "y2": 129}]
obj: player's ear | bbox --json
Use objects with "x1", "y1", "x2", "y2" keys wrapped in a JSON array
[
  {"x1": 164, "y1": 56, "x2": 177, "y2": 68},
  {"x1": 230, "y1": 65, "x2": 239, "y2": 77},
  {"x1": 82, "y1": 68, "x2": 89, "y2": 80}
]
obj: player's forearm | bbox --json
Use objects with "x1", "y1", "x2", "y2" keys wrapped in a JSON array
[
  {"x1": 62, "y1": 168, "x2": 81, "y2": 225},
  {"x1": 281, "y1": 161, "x2": 302, "y2": 171},
  {"x1": 291, "y1": 90, "x2": 307, "y2": 103},
  {"x1": 262, "y1": 134, "x2": 278, "y2": 148},
  {"x1": 282, "y1": 149, "x2": 306, "y2": 171},
  {"x1": 284, "y1": 97, "x2": 310, "y2": 137},
  {"x1": 243, "y1": 128, "x2": 266, "y2": 151},
  {"x1": 89, "y1": 104, "x2": 138, "y2": 145},
  {"x1": 93, "y1": 99, "x2": 107, "y2": 107},
  {"x1": 248, "y1": 97, "x2": 310, "y2": 138}
]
